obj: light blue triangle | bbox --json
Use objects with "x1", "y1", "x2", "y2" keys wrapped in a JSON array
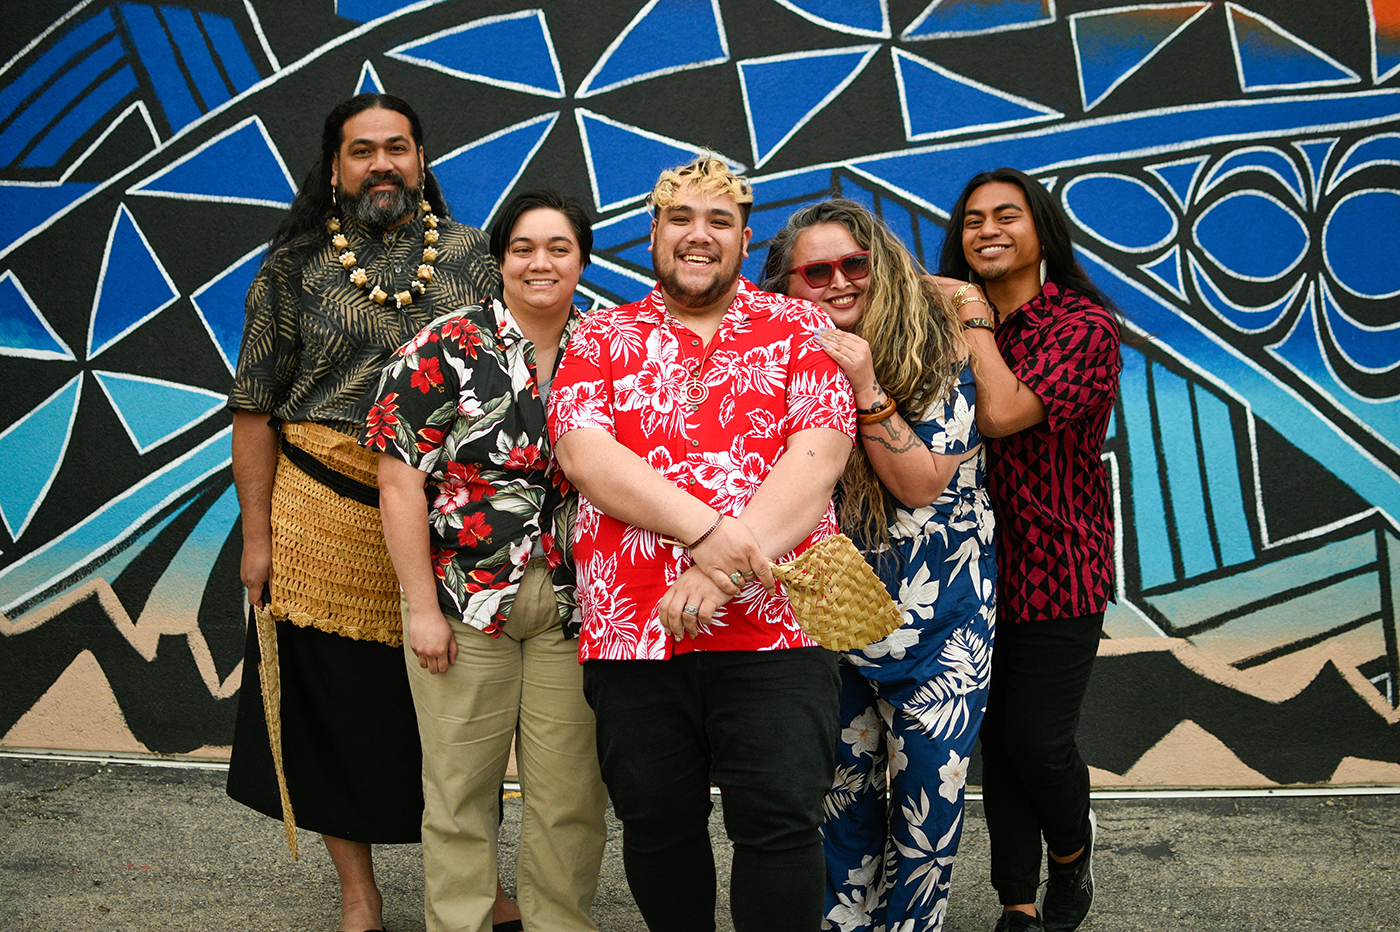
[
  {"x1": 739, "y1": 46, "x2": 878, "y2": 167},
  {"x1": 126, "y1": 116, "x2": 296, "y2": 207},
  {"x1": 1227, "y1": 3, "x2": 1361, "y2": 92},
  {"x1": 893, "y1": 49, "x2": 1061, "y2": 141},
  {"x1": 191, "y1": 246, "x2": 267, "y2": 373},
  {"x1": 432, "y1": 114, "x2": 559, "y2": 229},
  {"x1": 577, "y1": 0, "x2": 728, "y2": 98},
  {"x1": 0, "y1": 180, "x2": 98, "y2": 251},
  {"x1": 1072, "y1": 4, "x2": 1210, "y2": 111},
  {"x1": 386, "y1": 10, "x2": 564, "y2": 98},
  {"x1": 1139, "y1": 246, "x2": 1186, "y2": 301},
  {"x1": 576, "y1": 109, "x2": 744, "y2": 212},
  {"x1": 774, "y1": 0, "x2": 889, "y2": 37},
  {"x1": 0, "y1": 375, "x2": 81, "y2": 540},
  {"x1": 92, "y1": 371, "x2": 227, "y2": 454},
  {"x1": 1317, "y1": 280, "x2": 1400, "y2": 375},
  {"x1": 1291, "y1": 138, "x2": 1337, "y2": 204},
  {"x1": 1145, "y1": 155, "x2": 1209, "y2": 211},
  {"x1": 0, "y1": 270, "x2": 74, "y2": 360},
  {"x1": 356, "y1": 60, "x2": 385, "y2": 94},
  {"x1": 88, "y1": 204, "x2": 180, "y2": 359},
  {"x1": 903, "y1": 0, "x2": 1054, "y2": 40}
]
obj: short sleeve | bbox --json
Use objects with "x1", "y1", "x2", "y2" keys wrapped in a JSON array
[
  {"x1": 1014, "y1": 305, "x2": 1120, "y2": 433},
  {"x1": 228, "y1": 248, "x2": 302, "y2": 414},
  {"x1": 783, "y1": 314, "x2": 856, "y2": 439},
  {"x1": 548, "y1": 313, "x2": 616, "y2": 443},
  {"x1": 909, "y1": 360, "x2": 979, "y2": 455}
]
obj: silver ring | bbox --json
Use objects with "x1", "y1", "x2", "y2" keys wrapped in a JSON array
[
  {"x1": 682, "y1": 605, "x2": 700, "y2": 616},
  {"x1": 729, "y1": 572, "x2": 744, "y2": 587}
]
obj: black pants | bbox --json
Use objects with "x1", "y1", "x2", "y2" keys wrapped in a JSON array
[
  {"x1": 583, "y1": 648, "x2": 839, "y2": 932},
  {"x1": 980, "y1": 612, "x2": 1103, "y2": 906}
]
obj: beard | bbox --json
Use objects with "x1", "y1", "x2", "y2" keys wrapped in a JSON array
[
  {"x1": 653, "y1": 247, "x2": 744, "y2": 310},
  {"x1": 337, "y1": 171, "x2": 421, "y2": 228}
]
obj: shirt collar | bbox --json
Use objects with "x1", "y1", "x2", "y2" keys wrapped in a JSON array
[
  {"x1": 492, "y1": 297, "x2": 585, "y2": 350},
  {"x1": 638, "y1": 276, "x2": 770, "y2": 328}
]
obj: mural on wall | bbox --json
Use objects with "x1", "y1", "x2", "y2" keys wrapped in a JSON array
[{"x1": 0, "y1": 0, "x2": 1397, "y2": 784}]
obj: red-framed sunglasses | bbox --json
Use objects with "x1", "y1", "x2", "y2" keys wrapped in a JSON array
[{"x1": 787, "y1": 250, "x2": 871, "y2": 289}]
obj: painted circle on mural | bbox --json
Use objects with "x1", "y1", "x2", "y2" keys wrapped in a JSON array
[
  {"x1": 1323, "y1": 189, "x2": 1400, "y2": 300},
  {"x1": 1192, "y1": 189, "x2": 1310, "y2": 282},
  {"x1": 1061, "y1": 173, "x2": 1177, "y2": 253}
]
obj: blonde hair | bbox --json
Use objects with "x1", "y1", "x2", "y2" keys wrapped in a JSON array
[
  {"x1": 650, "y1": 155, "x2": 753, "y2": 222},
  {"x1": 761, "y1": 199, "x2": 965, "y2": 549}
]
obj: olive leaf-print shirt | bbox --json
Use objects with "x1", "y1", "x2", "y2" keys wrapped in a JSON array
[
  {"x1": 228, "y1": 213, "x2": 500, "y2": 433},
  {"x1": 364, "y1": 300, "x2": 583, "y2": 638}
]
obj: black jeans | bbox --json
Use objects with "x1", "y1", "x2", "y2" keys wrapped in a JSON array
[
  {"x1": 583, "y1": 648, "x2": 840, "y2": 932},
  {"x1": 980, "y1": 612, "x2": 1103, "y2": 906}
]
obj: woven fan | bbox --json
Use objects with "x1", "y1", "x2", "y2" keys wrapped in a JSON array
[{"x1": 773, "y1": 533, "x2": 903, "y2": 651}]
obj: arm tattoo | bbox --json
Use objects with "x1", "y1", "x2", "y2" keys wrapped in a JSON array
[{"x1": 859, "y1": 419, "x2": 922, "y2": 454}]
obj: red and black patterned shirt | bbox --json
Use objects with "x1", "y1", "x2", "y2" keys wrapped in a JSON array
[{"x1": 987, "y1": 282, "x2": 1121, "y2": 623}]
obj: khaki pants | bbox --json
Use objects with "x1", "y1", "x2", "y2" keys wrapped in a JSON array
[{"x1": 404, "y1": 559, "x2": 607, "y2": 932}]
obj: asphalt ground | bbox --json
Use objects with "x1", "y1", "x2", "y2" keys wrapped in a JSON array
[{"x1": 1, "y1": 755, "x2": 1396, "y2": 931}]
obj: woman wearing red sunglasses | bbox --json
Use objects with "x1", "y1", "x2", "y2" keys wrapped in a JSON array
[{"x1": 761, "y1": 199, "x2": 994, "y2": 932}]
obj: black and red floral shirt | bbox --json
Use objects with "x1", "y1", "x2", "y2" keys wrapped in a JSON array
[
  {"x1": 363, "y1": 299, "x2": 583, "y2": 637},
  {"x1": 987, "y1": 282, "x2": 1121, "y2": 624}
]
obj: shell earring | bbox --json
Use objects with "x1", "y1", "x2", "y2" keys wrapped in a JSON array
[{"x1": 1039, "y1": 258, "x2": 1048, "y2": 287}]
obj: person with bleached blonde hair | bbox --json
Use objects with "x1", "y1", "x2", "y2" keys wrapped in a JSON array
[
  {"x1": 548, "y1": 156, "x2": 857, "y2": 932},
  {"x1": 762, "y1": 198, "x2": 995, "y2": 932}
]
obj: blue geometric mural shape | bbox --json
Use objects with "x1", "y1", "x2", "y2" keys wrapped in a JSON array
[
  {"x1": 1087, "y1": 247, "x2": 1400, "y2": 519},
  {"x1": 772, "y1": 0, "x2": 890, "y2": 38},
  {"x1": 1292, "y1": 138, "x2": 1338, "y2": 205},
  {"x1": 118, "y1": 3, "x2": 202, "y2": 130},
  {"x1": 1139, "y1": 245, "x2": 1187, "y2": 302},
  {"x1": 1069, "y1": 3, "x2": 1210, "y2": 112},
  {"x1": 577, "y1": 0, "x2": 729, "y2": 98},
  {"x1": 1062, "y1": 172, "x2": 1177, "y2": 253},
  {"x1": 892, "y1": 48, "x2": 1062, "y2": 142},
  {"x1": 92, "y1": 371, "x2": 227, "y2": 454},
  {"x1": 0, "y1": 429, "x2": 231, "y2": 613},
  {"x1": 903, "y1": 0, "x2": 1055, "y2": 40},
  {"x1": 356, "y1": 60, "x2": 385, "y2": 95},
  {"x1": 1226, "y1": 3, "x2": 1362, "y2": 92},
  {"x1": 575, "y1": 108, "x2": 745, "y2": 212},
  {"x1": 198, "y1": 10, "x2": 263, "y2": 91},
  {"x1": 1324, "y1": 188, "x2": 1400, "y2": 300},
  {"x1": 160, "y1": 6, "x2": 232, "y2": 111},
  {"x1": 1198, "y1": 146, "x2": 1308, "y2": 208},
  {"x1": 580, "y1": 259, "x2": 655, "y2": 305},
  {"x1": 88, "y1": 204, "x2": 180, "y2": 359},
  {"x1": 127, "y1": 116, "x2": 296, "y2": 208},
  {"x1": 0, "y1": 8, "x2": 117, "y2": 142},
  {"x1": 848, "y1": 89, "x2": 1400, "y2": 219},
  {"x1": 386, "y1": 10, "x2": 565, "y2": 98},
  {"x1": 1269, "y1": 290, "x2": 1399, "y2": 412},
  {"x1": 138, "y1": 484, "x2": 241, "y2": 631},
  {"x1": 0, "y1": 181, "x2": 99, "y2": 260},
  {"x1": 1146, "y1": 154, "x2": 1210, "y2": 211},
  {"x1": 1118, "y1": 347, "x2": 1176, "y2": 588},
  {"x1": 1153, "y1": 364, "x2": 1217, "y2": 579},
  {"x1": 20, "y1": 65, "x2": 141, "y2": 169},
  {"x1": 738, "y1": 45, "x2": 879, "y2": 168},
  {"x1": 190, "y1": 246, "x2": 267, "y2": 374},
  {"x1": 0, "y1": 375, "x2": 81, "y2": 541},
  {"x1": 432, "y1": 113, "x2": 560, "y2": 229},
  {"x1": 335, "y1": 0, "x2": 448, "y2": 23},
  {"x1": 0, "y1": 271, "x2": 74, "y2": 361},
  {"x1": 1193, "y1": 382, "x2": 1256, "y2": 568},
  {"x1": 1193, "y1": 190, "x2": 1309, "y2": 282},
  {"x1": 1317, "y1": 280, "x2": 1400, "y2": 376},
  {"x1": 1325, "y1": 132, "x2": 1400, "y2": 195},
  {"x1": 0, "y1": 36, "x2": 126, "y2": 168},
  {"x1": 1188, "y1": 252, "x2": 1303, "y2": 333}
]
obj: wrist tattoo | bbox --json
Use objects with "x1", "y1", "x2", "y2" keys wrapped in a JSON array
[{"x1": 860, "y1": 420, "x2": 921, "y2": 454}]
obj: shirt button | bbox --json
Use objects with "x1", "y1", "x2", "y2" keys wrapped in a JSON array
[
  {"x1": 690, "y1": 339, "x2": 699, "y2": 346},
  {"x1": 690, "y1": 439, "x2": 700, "y2": 447}
]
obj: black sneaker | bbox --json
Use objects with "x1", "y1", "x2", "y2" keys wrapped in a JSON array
[
  {"x1": 1042, "y1": 808, "x2": 1095, "y2": 932},
  {"x1": 993, "y1": 910, "x2": 1044, "y2": 932}
]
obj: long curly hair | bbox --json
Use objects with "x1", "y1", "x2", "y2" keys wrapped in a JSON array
[
  {"x1": 761, "y1": 198, "x2": 965, "y2": 548},
  {"x1": 267, "y1": 93, "x2": 450, "y2": 253}
]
